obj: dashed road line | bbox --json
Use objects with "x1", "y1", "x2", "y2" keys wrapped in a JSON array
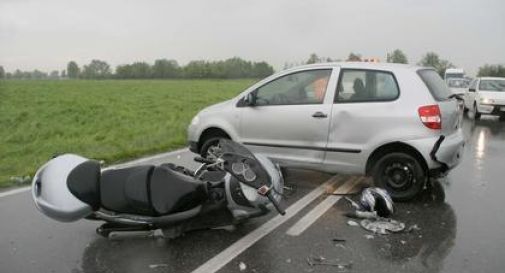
[
  {"x1": 0, "y1": 187, "x2": 31, "y2": 198},
  {"x1": 286, "y1": 176, "x2": 364, "y2": 236},
  {"x1": 190, "y1": 174, "x2": 350, "y2": 273}
]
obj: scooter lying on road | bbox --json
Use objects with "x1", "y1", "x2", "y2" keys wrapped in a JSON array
[{"x1": 31, "y1": 139, "x2": 285, "y2": 238}]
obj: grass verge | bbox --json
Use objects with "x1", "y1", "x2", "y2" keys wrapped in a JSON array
[{"x1": 0, "y1": 79, "x2": 255, "y2": 188}]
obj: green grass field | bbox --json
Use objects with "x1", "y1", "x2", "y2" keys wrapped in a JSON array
[{"x1": 0, "y1": 79, "x2": 256, "y2": 188}]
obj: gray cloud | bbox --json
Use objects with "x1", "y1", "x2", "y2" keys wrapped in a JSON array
[{"x1": 1, "y1": 0, "x2": 504, "y2": 75}]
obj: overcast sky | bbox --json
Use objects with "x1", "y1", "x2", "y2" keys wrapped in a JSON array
[{"x1": 1, "y1": 0, "x2": 504, "y2": 75}]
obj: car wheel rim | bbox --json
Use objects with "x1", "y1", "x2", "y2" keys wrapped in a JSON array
[
  {"x1": 382, "y1": 162, "x2": 415, "y2": 190},
  {"x1": 206, "y1": 142, "x2": 223, "y2": 159}
]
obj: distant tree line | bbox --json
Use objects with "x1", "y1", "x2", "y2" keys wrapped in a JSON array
[
  {"x1": 67, "y1": 58, "x2": 274, "y2": 79},
  {"x1": 477, "y1": 64, "x2": 505, "y2": 77},
  {"x1": 296, "y1": 50, "x2": 504, "y2": 78},
  {"x1": 0, "y1": 57, "x2": 274, "y2": 80},
  {"x1": 2, "y1": 54, "x2": 504, "y2": 80},
  {"x1": 70, "y1": 57, "x2": 274, "y2": 79},
  {"x1": 0, "y1": 66, "x2": 64, "y2": 80},
  {"x1": 114, "y1": 58, "x2": 274, "y2": 79}
]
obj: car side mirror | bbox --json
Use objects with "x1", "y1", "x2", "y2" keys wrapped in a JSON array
[
  {"x1": 244, "y1": 92, "x2": 256, "y2": 106},
  {"x1": 468, "y1": 88, "x2": 476, "y2": 92}
]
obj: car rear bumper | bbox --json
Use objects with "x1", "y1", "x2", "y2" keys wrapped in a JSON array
[
  {"x1": 404, "y1": 129, "x2": 465, "y2": 177},
  {"x1": 429, "y1": 131, "x2": 465, "y2": 176}
]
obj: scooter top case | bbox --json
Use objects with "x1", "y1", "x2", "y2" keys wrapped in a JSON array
[
  {"x1": 32, "y1": 154, "x2": 207, "y2": 223},
  {"x1": 32, "y1": 154, "x2": 96, "y2": 222}
]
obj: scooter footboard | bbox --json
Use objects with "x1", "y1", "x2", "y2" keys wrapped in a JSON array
[{"x1": 94, "y1": 205, "x2": 203, "y2": 226}]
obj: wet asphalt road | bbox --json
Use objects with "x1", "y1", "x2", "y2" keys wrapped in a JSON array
[{"x1": 1, "y1": 116, "x2": 505, "y2": 273}]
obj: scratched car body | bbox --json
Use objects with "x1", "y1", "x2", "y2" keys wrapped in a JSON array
[{"x1": 188, "y1": 62, "x2": 465, "y2": 200}]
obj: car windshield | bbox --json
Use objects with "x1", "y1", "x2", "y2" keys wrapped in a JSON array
[
  {"x1": 447, "y1": 79, "x2": 469, "y2": 88},
  {"x1": 479, "y1": 79, "x2": 505, "y2": 92}
]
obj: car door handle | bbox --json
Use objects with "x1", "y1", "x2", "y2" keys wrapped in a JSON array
[{"x1": 312, "y1": 112, "x2": 328, "y2": 118}]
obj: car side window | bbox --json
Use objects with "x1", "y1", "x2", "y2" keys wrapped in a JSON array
[
  {"x1": 335, "y1": 69, "x2": 399, "y2": 103},
  {"x1": 255, "y1": 69, "x2": 332, "y2": 106}
]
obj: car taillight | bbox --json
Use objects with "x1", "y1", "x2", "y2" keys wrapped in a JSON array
[{"x1": 418, "y1": 105, "x2": 441, "y2": 130}]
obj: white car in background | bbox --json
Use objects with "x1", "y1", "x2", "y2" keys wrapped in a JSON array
[
  {"x1": 444, "y1": 68, "x2": 465, "y2": 81},
  {"x1": 465, "y1": 77, "x2": 505, "y2": 121},
  {"x1": 447, "y1": 78, "x2": 469, "y2": 95}
]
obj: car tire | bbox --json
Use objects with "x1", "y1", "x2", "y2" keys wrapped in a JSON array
[
  {"x1": 371, "y1": 152, "x2": 426, "y2": 202},
  {"x1": 474, "y1": 103, "x2": 481, "y2": 120},
  {"x1": 200, "y1": 136, "x2": 230, "y2": 159},
  {"x1": 499, "y1": 113, "x2": 505, "y2": 122}
]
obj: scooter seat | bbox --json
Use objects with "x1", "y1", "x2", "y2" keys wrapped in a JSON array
[
  {"x1": 150, "y1": 166, "x2": 207, "y2": 215},
  {"x1": 98, "y1": 165, "x2": 207, "y2": 216},
  {"x1": 67, "y1": 160, "x2": 101, "y2": 210},
  {"x1": 100, "y1": 165, "x2": 154, "y2": 215}
]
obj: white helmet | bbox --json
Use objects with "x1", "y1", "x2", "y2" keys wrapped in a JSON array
[{"x1": 359, "y1": 187, "x2": 394, "y2": 217}]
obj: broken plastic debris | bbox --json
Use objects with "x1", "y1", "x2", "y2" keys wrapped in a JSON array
[
  {"x1": 344, "y1": 197, "x2": 361, "y2": 210},
  {"x1": 360, "y1": 219, "x2": 405, "y2": 235},
  {"x1": 344, "y1": 210, "x2": 378, "y2": 219},
  {"x1": 364, "y1": 234, "x2": 375, "y2": 240},
  {"x1": 239, "y1": 262, "x2": 247, "y2": 271},
  {"x1": 307, "y1": 256, "x2": 353, "y2": 270},
  {"x1": 148, "y1": 264, "x2": 168, "y2": 269},
  {"x1": 406, "y1": 224, "x2": 421, "y2": 232},
  {"x1": 334, "y1": 243, "x2": 346, "y2": 250},
  {"x1": 347, "y1": 220, "x2": 359, "y2": 226}
]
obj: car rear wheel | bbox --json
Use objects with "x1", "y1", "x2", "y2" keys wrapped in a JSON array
[
  {"x1": 499, "y1": 113, "x2": 505, "y2": 122},
  {"x1": 371, "y1": 152, "x2": 426, "y2": 201}
]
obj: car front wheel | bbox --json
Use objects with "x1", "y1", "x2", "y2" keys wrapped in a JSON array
[
  {"x1": 473, "y1": 103, "x2": 481, "y2": 120},
  {"x1": 371, "y1": 152, "x2": 426, "y2": 201},
  {"x1": 200, "y1": 136, "x2": 229, "y2": 160}
]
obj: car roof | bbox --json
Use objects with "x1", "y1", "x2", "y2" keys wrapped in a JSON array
[{"x1": 284, "y1": 62, "x2": 428, "y2": 73}]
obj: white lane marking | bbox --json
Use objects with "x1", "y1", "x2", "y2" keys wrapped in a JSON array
[
  {"x1": 0, "y1": 187, "x2": 31, "y2": 198},
  {"x1": 190, "y1": 174, "x2": 347, "y2": 273},
  {"x1": 104, "y1": 148, "x2": 189, "y2": 169},
  {"x1": 285, "y1": 176, "x2": 364, "y2": 236},
  {"x1": 0, "y1": 148, "x2": 190, "y2": 199}
]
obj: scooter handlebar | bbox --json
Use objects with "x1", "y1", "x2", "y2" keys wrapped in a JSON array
[{"x1": 194, "y1": 157, "x2": 215, "y2": 164}]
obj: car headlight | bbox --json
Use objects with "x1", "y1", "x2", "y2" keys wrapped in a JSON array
[
  {"x1": 191, "y1": 115, "x2": 200, "y2": 126},
  {"x1": 480, "y1": 98, "x2": 494, "y2": 104}
]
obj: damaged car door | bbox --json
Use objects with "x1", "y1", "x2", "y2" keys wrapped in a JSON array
[{"x1": 324, "y1": 68, "x2": 401, "y2": 173}]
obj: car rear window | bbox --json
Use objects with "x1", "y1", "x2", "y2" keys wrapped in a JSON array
[{"x1": 417, "y1": 69, "x2": 451, "y2": 101}]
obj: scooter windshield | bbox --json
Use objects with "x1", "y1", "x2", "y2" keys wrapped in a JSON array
[{"x1": 219, "y1": 139, "x2": 272, "y2": 190}]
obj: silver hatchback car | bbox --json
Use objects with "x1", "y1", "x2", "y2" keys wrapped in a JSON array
[{"x1": 188, "y1": 62, "x2": 465, "y2": 200}]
